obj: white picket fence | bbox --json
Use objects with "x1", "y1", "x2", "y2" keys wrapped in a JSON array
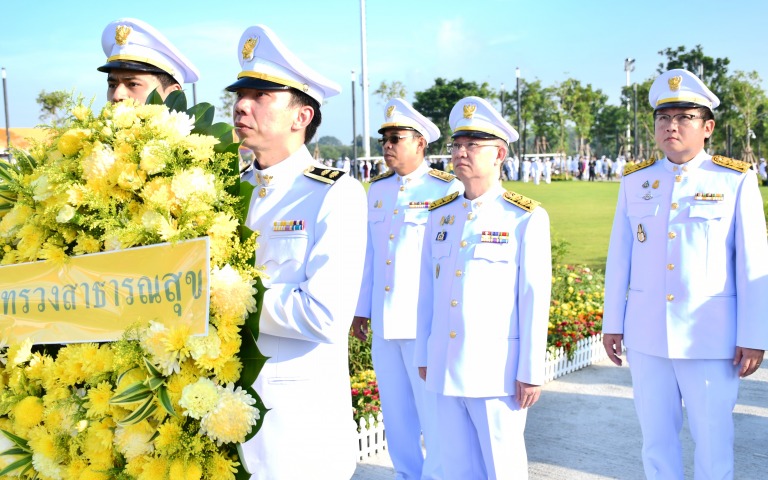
[{"x1": 355, "y1": 333, "x2": 608, "y2": 457}]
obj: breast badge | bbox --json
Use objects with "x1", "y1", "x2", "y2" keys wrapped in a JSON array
[{"x1": 637, "y1": 224, "x2": 646, "y2": 243}]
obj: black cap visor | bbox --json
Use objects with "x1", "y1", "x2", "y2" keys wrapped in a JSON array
[
  {"x1": 98, "y1": 60, "x2": 167, "y2": 76},
  {"x1": 225, "y1": 77, "x2": 293, "y2": 93},
  {"x1": 655, "y1": 101, "x2": 711, "y2": 111},
  {"x1": 451, "y1": 130, "x2": 504, "y2": 141},
  {"x1": 378, "y1": 126, "x2": 418, "y2": 135}
]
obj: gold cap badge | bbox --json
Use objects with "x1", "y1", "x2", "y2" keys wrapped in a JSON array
[
  {"x1": 115, "y1": 25, "x2": 132, "y2": 46},
  {"x1": 463, "y1": 103, "x2": 476, "y2": 119},
  {"x1": 386, "y1": 105, "x2": 396, "y2": 118},
  {"x1": 242, "y1": 37, "x2": 258, "y2": 61},
  {"x1": 668, "y1": 75, "x2": 682, "y2": 91}
]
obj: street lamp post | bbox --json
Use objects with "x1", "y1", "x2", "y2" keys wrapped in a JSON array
[
  {"x1": 624, "y1": 58, "x2": 635, "y2": 158},
  {"x1": 633, "y1": 83, "x2": 638, "y2": 159},
  {"x1": 500, "y1": 82, "x2": 505, "y2": 117},
  {"x1": 2, "y1": 67, "x2": 9, "y2": 151},
  {"x1": 351, "y1": 70, "x2": 358, "y2": 176},
  {"x1": 515, "y1": 67, "x2": 522, "y2": 156}
]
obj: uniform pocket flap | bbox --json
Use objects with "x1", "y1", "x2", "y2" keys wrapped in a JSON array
[
  {"x1": 403, "y1": 209, "x2": 428, "y2": 225},
  {"x1": 432, "y1": 242, "x2": 452, "y2": 259},
  {"x1": 627, "y1": 202, "x2": 659, "y2": 218},
  {"x1": 473, "y1": 242, "x2": 514, "y2": 262},
  {"x1": 264, "y1": 232, "x2": 309, "y2": 264},
  {"x1": 368, "y1": 210, "x2": 386, "y2": 223},
  {"x1": 689, "y1": 204, "x2": 725, "y2": 220}
]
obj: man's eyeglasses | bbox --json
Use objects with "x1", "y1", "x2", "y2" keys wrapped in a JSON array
[
  {"x1": 654, "y1": 113, "x2": 706, "y2": 127},
  {"x1": 447, "y1": 141, "x2": 500, "y2": 153},
  {"x1": 377, "y1": 134, "x2": 418, "y2": 145}
]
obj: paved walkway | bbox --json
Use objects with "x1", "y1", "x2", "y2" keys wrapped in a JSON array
[{"x1": 353, "y1": 359, "x2": 768, "y2": 479}]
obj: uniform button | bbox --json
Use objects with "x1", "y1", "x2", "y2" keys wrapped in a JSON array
[
  {"x1": 460, "y1": 240, "x2": 468, "y2": 247},
  {"x1": 399, "y1": 186, "x2": 405, "y2": 191},
  {"x1": 467, "y1": 212, "x2": 475, "y2": 220},
  {"x1": 393, "y1": 209, "x2": 399, "y2": 215},
  {"x1": 389, "y1": 234, "x2": 395, "y2": 240},
  {"x1": 666, "y1": 294, "x2": 675, "y2": 301},
  {"x1": 456, "y1": 270, "x2": 462, "y2": 277},
  {"x1": 682, "y1": 165, "x2": 689, "y2": 172},
  {"x1": 386, "y1": 259, "x2": 392, "y2": 265},
  {"x1": 671, "y1": 202, "x2": 678, "y2": 210},
  {"x1": 667, "y1": 264, "x2": 675, "y2": 270},
  {"x1": 675, "y1": 175, "x2": 682, "y2": 182},
  {"x1": 450, "y1": 300, "x2": 458, "y2": 307},
  {"x1": 462, "y1": 201, "x2": 468, "y2": 208},
  {"x1": 673, "y1": 166, "x2": 679, "y2": 172},
  {"x1": 449, "y1": 331, "x2": 457, "y2": 339},
  {"x1": 385, "y1": 286, "x2": 391, "y2": 292},
  {"x1": 258, "y1": 187, "x2": 267, "y2": 198},
  {"x1": 668, "y1": 232, "x2": 676, "y2": 239}
]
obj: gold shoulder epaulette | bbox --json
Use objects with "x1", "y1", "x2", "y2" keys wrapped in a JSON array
[
  {"x1": 623, "y1": 158, "x2": 656, "y2": 176},
  {"x1": 369, "y1": 169, "x2": 395, "y2": 183},
  {"x1": 712, "y1": 155, "x2": 751, "y2": 173},
  {"x1": 428, "y1": 191, "x2": 460, "y2": 211},
  {"x1": 304, "y1": 166, "x2": 345, "y2": 184},
  {"x1": 428, "y1": 169, "x2": 456, "y2": 182},
  {"x1": 503, "y1": 191, "x2": 540, "y2": 212}
]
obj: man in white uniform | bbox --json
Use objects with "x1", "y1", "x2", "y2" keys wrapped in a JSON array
[
  {"x1": 230, "y1": 25, "x2": 367, "y2": 479},
  {"x1": 602, "y1": 69, "x2": 768, "y2": 480},
  {"x1": 416, "y1": 96, "x2": 551, "y2": 479},
  {"x1": 98, "y1": 18, "x2": 199, "y2": 104},
  {"x1": 352, "y1": 98, "x2": 462, "y2": 479},
  {"x1": 521, "y1": 158, "x2": 531, "y2": 183}
]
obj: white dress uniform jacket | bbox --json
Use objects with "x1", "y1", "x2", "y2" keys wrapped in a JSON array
[
  {"x1": 355, "y1": 162, "x2": 463, "y2": 338},
  {"x1": 241, "y1": 145, "x2": 367, "y2": 479},
  {"x1": 604, "y1": 151, "x2": 768, "y2": 358},
  {"x1": 415, "y1": 184, "x2": 551, "y2": 397}
]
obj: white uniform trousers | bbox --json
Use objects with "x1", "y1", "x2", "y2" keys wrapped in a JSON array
[
  {"x1": 627, "y1": 349, "x2": 740, "y2": 480},
  {"x1": 435, "y1": 394, "x2": 528, "y2": 480},
  {"x1": 372, "y1": 335, "x2": 442, "y2": 479}
]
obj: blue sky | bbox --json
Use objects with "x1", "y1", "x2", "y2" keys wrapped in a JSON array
[{"x1": 3, "y1": 0, "x2": 768, "y2": 144}]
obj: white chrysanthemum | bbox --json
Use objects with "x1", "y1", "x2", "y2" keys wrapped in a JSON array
[
  {"x1": 139, "y1": 141, "x2": 169, "y2": 175},
  {"x1": 112, "y1": 102, "x2": 141, "y2": 129},
  {"x1": 171, "y1": 167, "x2": 216, "y2": 202},
  {"x1": 141, "y1": 321, "x2": 181, "y2": 375},
  {"x1": 141, "y1": 210, "x2": 165, "y2": 233},
  {"x1": 200, "y1": 383, "x2": 259, "y2": 445},
  {"x1": 31, "y1": 175, "x2": 53, "y2": 201},
  {"x1": 103, "y1": 235, "x2": 123, "y2": 251},
  {"x1": 151, "y1": 109, "x2": 195, "y2": 139},
  {"x1": 114, "y1": 420, "x2": 155, "y2": 460},
  {"x1": 11, "y1": 337, "x2": 34, "y2": 366},
  {"x1": 81, "y1": 142, "x2": 116, "y2": 183},
  {"x1": 179, "y1": 377, "x2": 219, "y2": 419},
  {"x1": 210, "y1": 265, "x2": 257, "y2": 320},
  {"x1": 56, "y1": 205, "x2": 76, "y2": 223},
  {"x1": 188, "y1": 325, "x2": 222, "y2": 361}
]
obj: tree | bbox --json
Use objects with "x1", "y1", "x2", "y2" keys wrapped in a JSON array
[
  {"x1": 413, "y1": 78, "x2": 494, "y2": 153},
  {"x1": 373, "y1": 81, "x2": 407, "y2": 102},
  {"x1": 553, "y1": 79, "x2": 607, "y2": 155},
  {"x1": 318, "y1": 135, "x2": 343, "y2": 146},
  {"x1": 620, "y1": 78, "x2": 657, "y2": 159},
  {"x1": 36, "y1": 90, "x2": 69, "y2": 127},
  {"x1": 720, "y1": 70, "x2": 767, "y2": 163},
  {"x1": 219, "y1": 90, "x2": 237, "y2": 120}
]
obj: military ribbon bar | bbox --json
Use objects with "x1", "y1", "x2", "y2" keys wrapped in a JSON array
[
  {"x1": 273, "y1": 220, "x2": 306, "y2": 231},
  {"x1": 481, "y1": 231, "x2": 509, "y2": 244}
]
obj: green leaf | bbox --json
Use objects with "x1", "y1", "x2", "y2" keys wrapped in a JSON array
[
  {"x1": 116, "y1": 367, "x2": 137, "y2": 386},
  {"x1": 145, "y1": 89, "x2": 164, "y2": 106},
  {"x1": 117, "y1": 395, "x2": 157, "y2": 426},
  {"x1": 0, "y1": 454, "x2": 31, "y2": 476},
  {"x1": 157, "y1": 385, "x2": 176, "y2": 417},
  {"x1": 110, "y1": 381, "x2": 152, "y2": 404},
  {"x1": 0, "y1": 447, "x2": 29, "y2": 456},
  {"x1": 188, "y1": 102, "x2": 215, "y2": 131},
  {"x1": 237, "y1": 326, "x2": 268, "y2": 387},
  {"x1": 242, "y1": 385, "x2": 267, "y2": 443},
  {"x1": 235, "y1": 443, "x2": 252, "y2": 480},
  {"x1": 143, "y1": 357, "x2": 164, "y2": 379},
  {"x1": 145, "y1": 376, "x2": 165, "y2": 391},
  {"x1": 0, "y1": 430, "x2": 29, "y2": 450},
  {"x1": 164, "y1": 90, "x2": 188, "y2": 113}
]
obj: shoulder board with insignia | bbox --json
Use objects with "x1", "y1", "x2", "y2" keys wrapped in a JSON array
[
  {"x1": 428, "y1": 169, "x2": 457, "y2": 182},
  {"x1": 503, "y1": 191, "x2": 540, "y2": 212},
  {"x1": 369, "y1": 169, "x2": 395, "y2": 183},
  {"x1": 623, "y1": 158, "x2": 656, "y2": 176},
  {"x1": 428, "y1": 191, "x2": 460, "y2": 211},
  {"x1": 712, "y1": 155, "x2": 751, "y2": 173},
  {"x1": 304, "y1": 166, "x2": 346, "y2": 184}
]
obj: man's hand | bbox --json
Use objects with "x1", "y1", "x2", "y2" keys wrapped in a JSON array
[
  {"x1": 351, "y1": 316, "x2": 369, "y2": 341},
  {"x1": 515, "y1": 381, "x2": 541, "y2": 409},
  {"x1": 733, "y1": 346, "x2": 764, "y2": 378},
  {"x1": 418, "y1": 367, "x2": 427, "y2": 381},
  {"x1": 603, "y1": 333, "x2": 624, "y2": 366}
]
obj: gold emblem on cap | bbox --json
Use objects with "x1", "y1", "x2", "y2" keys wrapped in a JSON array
[
  {"x1": 463, "y1": 104, "x2": 477, "y2": 119},
  {"x1": 115, "y1": 25, "x2": 132, "y2": 46},
  {"x1": 386, "y1": 105, "x2": 396, "y2": 118},
  {"x1": 242, "y1": 37, "x2": 258, "y2": 61},
  {"x1": 668, "y1": 75, "x2": 683, "y2": 91}
]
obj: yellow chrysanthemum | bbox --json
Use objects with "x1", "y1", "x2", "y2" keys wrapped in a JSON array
[
  {"x1": 57, "y1": 128, "x2": 90, "y2": 156},
  {"x1": 12, "y1": 395, "x2": 44, "y2": 433},
  {"x1": 71, "y1": 104, "x2": 92, "y2": 121},
  {"x1": 139, "y1": 140, "x2": 170, "y2": 175},
  {"x1": 205, "y1": 451, "x2": 239, "y2": 480},
  {"x1": 210, "y1": 265, "x2": 257, "y2": 321},
  {"x1": 200, "y1": 384, "x2": 259, "y2": 445},
  {"x1": 169, "y1": 458, "x2": 203, "y2": 480},
  {"x1": 137, "y1": 456, "x2": 169, "y2": 480},
  {"x1": 80, "y1": 466, "x2": 112, "y2": 480},
  {"x1": 183, "y1": 134, "x2": 219, "y2": 163},
  {"x1": 83, "y1": 419, "x2": 115, "y2": 469},
  {"x1": 154, "y1": 419, "x2": 183, "y2": 454},
  {"x1": 73, "y1": 233, "x2": 102, "y2": 255},
  {"x1": 28, "y1": 425, "x2": 65, "y2": 480},
  {"x1": 85, "y1": 381, "x2": 114, "y2": 418},
  {"x1": 214, "y1": 357, "x2": 242, "y2": 384},
  {"x1": 65, "y1": 457, "x2": 89, "y2": 478}
]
